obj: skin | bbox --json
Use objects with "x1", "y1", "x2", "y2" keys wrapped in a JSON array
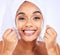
[{"x1": 1, "y1": 1, "x2": 59, "y2": 55}]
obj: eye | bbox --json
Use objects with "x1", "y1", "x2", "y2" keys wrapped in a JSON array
[
  {"x1": 18, "y1": 17, "x2": 26, "y2": 20},
  {"x1": 33, "y1": 17, "x2": 40, "y2": 20}
]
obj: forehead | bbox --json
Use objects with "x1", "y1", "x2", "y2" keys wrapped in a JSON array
[{"x1": 16, "y1": 1, "x2": 41, "y2": 14}]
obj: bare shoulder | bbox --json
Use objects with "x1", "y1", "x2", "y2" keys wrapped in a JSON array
[
  {"x1": 56, "y1": 44, "x2": 60, "y2": 55},
  {"x1": 0, "y1": 41, "x2": 3, "y2": 48},
  {"x1": 0, "y1": 41, "x2": 3, "y2": 53},
  {"x1": 37, "y1": 41, "x2": 48, "y2": 55},
  {"x1": 37, "y1": 41, "x2": 46, "y2": 48}
]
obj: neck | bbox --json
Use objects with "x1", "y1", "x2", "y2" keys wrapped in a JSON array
[{"x1": 19, "y1": 39, "x2": 37, "y2": 52}]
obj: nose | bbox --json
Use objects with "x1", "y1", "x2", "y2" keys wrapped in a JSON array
[{"x1": 25, "y1": 19, "x2": 33, "y2": 27}]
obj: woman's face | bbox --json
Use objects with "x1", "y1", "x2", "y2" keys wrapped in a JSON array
[{"x1": 16, "y1": 1, "x2": 43, "y2": 42}]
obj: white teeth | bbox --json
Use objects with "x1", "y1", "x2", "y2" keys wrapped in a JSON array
[
  {"x1": 24, "y1": 31, "x2": 35, "y2": 34},
  {"x1": 22, "y1": 29, "x2": 36, "y2": 36}
]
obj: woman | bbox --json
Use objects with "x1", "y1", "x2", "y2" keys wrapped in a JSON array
[{"x1": 0, "y1": 1, "x2": 60, "y2": 55}]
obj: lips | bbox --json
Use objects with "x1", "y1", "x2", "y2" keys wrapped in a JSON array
[{"x1": 22, "y1": 30, "x2": 36, "y2": 36}]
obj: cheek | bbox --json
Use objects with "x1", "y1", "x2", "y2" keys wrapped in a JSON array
[
  {"x1": 16, "y1": 21, "x2": 24, "y2": 31},
  {"x1": 35, "y1": 21, "x2": 43, "y2": 29},
  {"x1": 35, "y1": 21, "x2": 43, "y2": 33}
]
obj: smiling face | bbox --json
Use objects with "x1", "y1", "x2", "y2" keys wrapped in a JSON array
[{"x1": 15, "y1": 1, "x2": 43, "y2": 42}]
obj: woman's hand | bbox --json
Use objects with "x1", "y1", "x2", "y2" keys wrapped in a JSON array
[
  {"x1": 43, "y1": 25, "x2": 58, "y2": 55},
  {"x1": 2, "y1": 29, "x2": 18, "y2": 55},
  {"x1": 43, "y1": 25, "x2": 57, "y2": 48}
]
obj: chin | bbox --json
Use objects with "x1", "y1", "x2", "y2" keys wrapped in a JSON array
[{"x1": 21, "y1": 35, "x2": 38, "y2": 42}]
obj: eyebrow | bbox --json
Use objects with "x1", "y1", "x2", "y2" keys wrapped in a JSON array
[
  {"x1": 17, "y1": 12, "x2": 25, "y2": 16},
  {"x1": 33, "y1": 11, "x2": 42, "y2": 14},
  {"x1": 17, "y1": 11, "x2": 42, "y2": 16}
]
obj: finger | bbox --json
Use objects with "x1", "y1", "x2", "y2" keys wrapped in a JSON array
[
  {"x1": 3, "y1": 29, "x2": 12, "y2": 39},
  {"x1": 43, "y1": 36, "x2": 49, "y2": 43},
  {"x1": 6, "y1": 31, "x2": 18, "y2": 40},
  {"x1": 3, "y1": 29, "x2": 17, "y2": 41},
  {"x1": 46, "y1": 25, "x2": 53, "y2": 35},
  {"x1": 49, "y1": 28, "x2": 57, "y2": 36},
  {"x1": 46, "y1": 25, "x2": 57, "y2": 35},
  {"x1": 3, "y1": 29, "x2": 13, "y2": 36},
  {"x1": 8, "y1": 30, "x2": 16, "y2": 36},
  {"x1": 46, "y1": 25, "x2": 57, "y2": 36},
  {"x1": 46, "y1": 29, "x2": 56, "y2": 42},
  {"x1": 3, "y1": 29, "x2": 11, "y2": 36},
  {"x1": 44, "y1": 33, "x2": 50, "y2": 39},
  {"x1": 46, "y1": 28, "x2": 53, "y2": 36},
  {"x1": 43, "y1": 32, "x2": 52, "y2": 41}
]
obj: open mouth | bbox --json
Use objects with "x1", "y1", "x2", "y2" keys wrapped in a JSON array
[{"x1": 22, "y1": 30, "x2": 36, "y2": 36}]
